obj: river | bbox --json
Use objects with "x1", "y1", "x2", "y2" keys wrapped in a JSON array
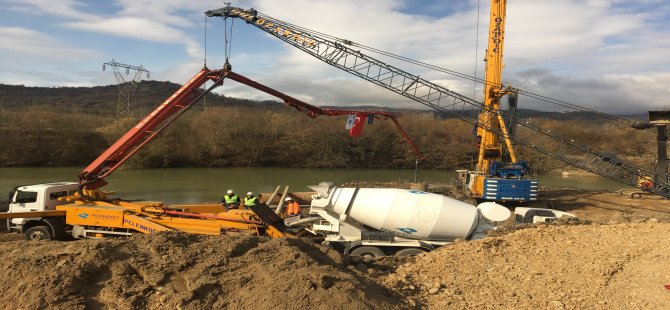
[{"x1": 0, "y1": 167, "x2": 625, "y2": 204}]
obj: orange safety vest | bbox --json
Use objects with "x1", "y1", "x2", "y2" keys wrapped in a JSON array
[{"x1": 286, "y1": 201, "x2": 300, "y2": 216}]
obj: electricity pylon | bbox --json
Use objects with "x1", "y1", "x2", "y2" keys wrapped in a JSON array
[{"x1": 103, "y1": 59, "x2": 150, "y2": 118}]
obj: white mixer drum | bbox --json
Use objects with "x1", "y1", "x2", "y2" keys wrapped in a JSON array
[{"x1": 327, "y1": 188, "x2": 478, "y2": 240}]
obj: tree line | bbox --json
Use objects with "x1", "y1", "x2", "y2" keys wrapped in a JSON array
[{"x1": 0, "y1": 105, "x2": 656, "y2": 174}]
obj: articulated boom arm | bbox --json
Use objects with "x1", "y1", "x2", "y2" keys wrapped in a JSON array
[
  {"x1": 224, "y1": 71, "x2": 423, "y2": 158},
  {"x1": 80, "y1": 68, "x2": 227, "y2": 189},
  {"x1": 81, "y1": 67, "x2": 422, "y2": 190},
  {"x1": 207, "y1": 5, "x2": 670, "y2": 198}
]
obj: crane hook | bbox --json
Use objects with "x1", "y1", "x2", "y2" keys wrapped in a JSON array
[{"x1": 223, "y1": 57, "x2": 232, "y2": 71}]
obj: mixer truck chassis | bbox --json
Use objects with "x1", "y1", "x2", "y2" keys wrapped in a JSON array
[{"x1": 304, "y1": 184, "x2": 574, "y2": 257}]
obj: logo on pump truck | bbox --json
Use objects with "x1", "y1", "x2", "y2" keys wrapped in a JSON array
[{"x1": 77, "y1": 213, "x2": 121, "y2": 220}]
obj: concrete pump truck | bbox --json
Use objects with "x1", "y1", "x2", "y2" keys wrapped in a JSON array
[{"x1": 1, "y1": 69, "x2": 293, "y2": 240}]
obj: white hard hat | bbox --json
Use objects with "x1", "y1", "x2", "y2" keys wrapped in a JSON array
[
  {"x1": 227, "y1": 190, "x2": 234, "y2": 194},
  {"x1": 285, "y1": 197, "x2": 293, "y2": 201},
  {"x1": 247, "y1": 192, "x2": 253, "y2": 196}
]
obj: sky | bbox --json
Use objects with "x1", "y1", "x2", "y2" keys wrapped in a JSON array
[{"x1": 1, "y1": 0, "x2": 669, "y2": 114}]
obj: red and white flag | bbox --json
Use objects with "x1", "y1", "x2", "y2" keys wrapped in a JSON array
[{"x1": 349, "y1": 113, "x2": 366, "y2": 137}]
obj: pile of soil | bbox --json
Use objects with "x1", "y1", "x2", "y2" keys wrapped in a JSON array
[
  {"x1": 381, "y1": 221, "x2": 670, "y2": 308},
  {"x1": 539, "y1": 189, "x2": 670, "y2": 224},
  {"x1": 2, "y1": 186, "x2": 670, "y2": 309},
  {"x1": 0, "y1": 233, "x2": 401, "y2": 309}
]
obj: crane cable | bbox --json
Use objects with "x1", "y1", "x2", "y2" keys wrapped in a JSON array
[
  {"x1": 223, "y1": 16, "x2": 235, "y2": 68},
  {"x1": 256, "y1": 12, "x2": 638, "y2": 126},
  {"x1": 348, "y1": 44, "x2": 635, "y2": 126},
  {"x1": 473, "y1": 0, "x2": 482, "y2": 100},
  {"x1": 204, "y1": 15, "x2": 207, "y2": 67}
]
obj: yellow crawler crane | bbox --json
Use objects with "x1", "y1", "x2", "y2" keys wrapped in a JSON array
[
  {"x1": 204, "y1": 4, "x2": 670, "y2": 199},
  {"x1": 206, "y1": 2, "x2": 537, "y2": 203},
  {"x1": 468, "y1": 0, "x2": 538, "y2": 201}
]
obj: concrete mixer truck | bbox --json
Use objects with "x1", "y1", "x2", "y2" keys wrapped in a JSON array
[{"x1": 297, "y1": 183, "x2": 573, "y2": 257}]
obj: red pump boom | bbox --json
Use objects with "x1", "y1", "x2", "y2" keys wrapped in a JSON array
[
  {"x1": 80, "y1": 69, "x2": 422, "y2": 190},
  {"x1": 80, "y1": 68, "x2": 227, "y2": 189},
  {"x1": 224, "y1": 71, "x2": 423, "y2": 159}
]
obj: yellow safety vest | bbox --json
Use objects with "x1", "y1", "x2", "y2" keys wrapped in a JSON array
[
  {"x1": 224, "y1": 194, "x2": 239, "y2": 204},
  {"x1": 244, "y1": 196, "x2": 258, "y2": 206}
]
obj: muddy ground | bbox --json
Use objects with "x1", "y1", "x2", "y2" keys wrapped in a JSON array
[{"x1": 1, "y1": 185, "x2": 670, "y2": 309}]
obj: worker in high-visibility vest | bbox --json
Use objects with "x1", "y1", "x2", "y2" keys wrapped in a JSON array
[
  {"x1": 285, "y1": 197, "x2": 301, "y2": 217},
  {"x1": 244, "y1": 192, "x2": 259, "y2": 209},
  {"x1": 221, "y1": 189, "x2": 240, "y2": 210}
]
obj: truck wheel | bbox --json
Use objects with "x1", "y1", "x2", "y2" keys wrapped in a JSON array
[
  {"x1": 395, "y1": 248, "x2": 426, "y2": 257},
  {"x1": 350, "y1": 246, "x2": 385, "y2": 259},
  {"x1": 24, "y1": 226, "x2": 52, "y2": 241}
]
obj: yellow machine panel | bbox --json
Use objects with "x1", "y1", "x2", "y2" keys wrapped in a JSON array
[
  {"x1": 167, "y1": 204, "x2": 227, "y2": 213},
  {"x1": 122, "y1": 214, "x2": 171, "y2": 234},
  {"x1": 58, "y1": 204, "x2": 125, "y2": 228}
]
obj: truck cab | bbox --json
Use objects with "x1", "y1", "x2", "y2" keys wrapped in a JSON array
[{"x1": 6, "y1": 182, "x2": 79, "y2": 240}]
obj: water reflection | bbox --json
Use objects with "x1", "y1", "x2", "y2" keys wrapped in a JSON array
[{"x1": 0, "y1": 167, "x2": 626, "y2": 204}]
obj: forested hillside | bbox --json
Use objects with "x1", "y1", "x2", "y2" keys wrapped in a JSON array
[
  {"x1": 0, "y1": 81, "x2": 284, "y2": 112},
  {"x1": 0, "y1": 82, "x2": 657, "y2": 173}
]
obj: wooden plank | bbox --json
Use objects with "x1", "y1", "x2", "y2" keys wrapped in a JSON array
[
  {"x1": 275, "y1": 185, "x2": 290, "y2": 214},
  {"x1": 265, "y1": 186, "x2": 281, "y2": 208}
]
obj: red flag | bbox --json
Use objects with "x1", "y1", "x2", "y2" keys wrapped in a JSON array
[
  {"x1": 665, "y1": 284, "x2": 670, "y2": 291},
  {"x1": 349, "y1": 113, "x2": 366, "y2": 137}
]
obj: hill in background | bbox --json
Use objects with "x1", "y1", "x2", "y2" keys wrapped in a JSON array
[
  {"x1": 0, "y1": 81, "x2": 284, "y2": 114},
  {"x1": 0, "y1": 81, "x2": 644, "y2": 122}
]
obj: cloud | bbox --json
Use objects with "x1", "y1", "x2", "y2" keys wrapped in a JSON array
[
  {"x1": 1, "y1": 0, "x2": 669, "y2": 115},
  {"x1": 115, "y1": 0, "x2": 196, "y2": 27},
  {"x1": 506, "y1": 69, "x2": 670, "y2": 114},
  {"x1": 64, "y1": 17, "x2": 185, "y2": 42},
  {"x1": 0, "y1": 27, "x2": 99, "y2": 60},
  {"x1": 216, "y1": 0, "x2": 669, "y2": 115},
  {"x1": 6, "y1": 0, "x2": 208, "y2": 62},
  {"x1": 6, "y1": 0, "x2": 98, "y2": 20}
]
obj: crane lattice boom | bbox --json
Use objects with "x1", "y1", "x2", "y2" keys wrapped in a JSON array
[{"x1": 206, "y1": 5, "x2": 669, "y2": 198}]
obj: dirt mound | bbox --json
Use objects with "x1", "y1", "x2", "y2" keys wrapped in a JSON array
[
  {"x1": 382, "y1": 222, "x2": 670, "y2": 309},
  {"x1": 0, "y1": 233, "x2": 401, "y2": 309},
  {"x1": 0, "y1": 232, "x2": 22, "y2": 242},
  {"x1": 485, "y1": 215, "x2": 591, "y2": 238}
]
